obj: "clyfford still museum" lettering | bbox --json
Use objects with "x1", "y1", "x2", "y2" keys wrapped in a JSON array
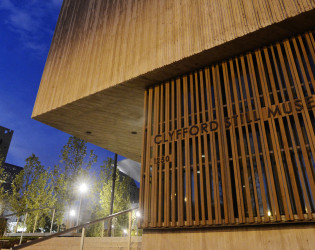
[{"x1": 154, "y1": 96, "x2": 315, "y2": 144}]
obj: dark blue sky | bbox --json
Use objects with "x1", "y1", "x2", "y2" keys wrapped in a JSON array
[{"x1": 0, "y1": 0, "x2": 123, "y2": 170}]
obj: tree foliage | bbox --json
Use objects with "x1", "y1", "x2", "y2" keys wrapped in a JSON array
[
  {"x1": 86, "y1": 157, "x2": 132, "y2": 237},
  {"x1": 50, "y1": 165, "x2": 67, "y2": 229},
  {"x1": 9, "y1": 154, "x2": 56, "y2": 232},
  {"x1": 60, "y1": 136, "x2": 97, "y2": 206},
  {"x1": 99, "y1": 158, "x2": 131, "y2": 236},
  {"x1": 2, "y1": 136, "x2": 135, "y2": 235},
  {"x1": 99, "y1": 158, "x2": 131, "y2": 215}
]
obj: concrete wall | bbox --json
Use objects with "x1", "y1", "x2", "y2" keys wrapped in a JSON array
[
  {"x1": 33, "y1": 0, "x2": 315, "y2": 117},
  {"x1": 23, "y1": 236, "x2": 142, "y2": 250},
  {"x1": 142, "y1": 224, "x2": 315, "y2": 250}
]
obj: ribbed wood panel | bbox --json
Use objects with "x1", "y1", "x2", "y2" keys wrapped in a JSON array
[
  {"x1": 32, "y1": 0, "x2": 315, "y2": 161},
  {"x1": 33, "y1": 0, "x2": 315, "y2": 117},
  {"x1": 139, "y1": 31, "x2": 315, "y2": 228}
]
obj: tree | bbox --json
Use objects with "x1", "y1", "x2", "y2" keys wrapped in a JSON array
[
  {"x1": 60, "y1": 136, "x2": 97, "y2": 199},
  {"x1": 9, "y1": 165, "x2": 28, "y2": 231},
  {"x1": 85, "y1": 157, "x2": 132, "y2": 237},
  {"x1": 3, "y1": 136, "x2": 98, "y2": 233},
  {"x1": 58, "y1": 136, "x2": 97, "y2": 228},
  {"x1": 51, "y1": 165, "x2": 67, "y2": 231},
  {"x1": 25, "y1": 168, "x2": 55, "y2": 232},
  {"x1": 98, "y1": 157, "x2": 131, "y2": 236},
  {"x1": 9, "y1": 154, "x2": 56, "y2": 232}
]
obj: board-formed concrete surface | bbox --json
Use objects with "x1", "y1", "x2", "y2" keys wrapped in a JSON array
[{"x1": 22, "y1": 236, "x2": 142, "y2": 250}]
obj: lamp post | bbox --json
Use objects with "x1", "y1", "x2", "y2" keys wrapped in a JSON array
[
  {"x1": 108, "y1": 153, "x2": 118, "y2": 237},
  {"x1": 69, "y1": 209, "x2": 76, "y2": 228},
  {"x1": 76, "y1": 183, "x2": 88, "y2": 226}
]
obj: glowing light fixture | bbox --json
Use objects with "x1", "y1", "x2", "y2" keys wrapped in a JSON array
[
  {"x1": 79, "y1": 183, "x2": 88, "y2": 193},
  {"x1": 70, "y1": 210, "x2": 76, "y2": 217}
]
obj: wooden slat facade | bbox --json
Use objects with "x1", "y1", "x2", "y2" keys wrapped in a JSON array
[{"x1": 139, "y1": 31, "x2": 315, "y2": 228}]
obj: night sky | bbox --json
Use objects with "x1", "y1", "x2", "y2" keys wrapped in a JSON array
[{"x1": 0, "y1": 0, "x2": 124, "y2": 170}]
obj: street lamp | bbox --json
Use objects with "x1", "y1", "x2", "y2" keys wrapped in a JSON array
[
  {"x1": 70, "y1": 209, "x2": 76, "y2": 217},
  {"x1": 76, "y1": 183, "x2": 88, "y2": 226},
  {"x1": 79, "y1": 183, "x2": 88, "y2": 194}
]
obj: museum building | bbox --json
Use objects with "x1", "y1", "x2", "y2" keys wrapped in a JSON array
[{"x1": 32, "y1": 0, "x2": 315, "y2": 249}]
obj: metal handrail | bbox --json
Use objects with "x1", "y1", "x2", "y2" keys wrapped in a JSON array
[
  {"x1": 0, "y1": 207, "x2": 55, "y2": 219},
  {"x1": 11, "y1": 207, "x2": 139, "y2": 250}
]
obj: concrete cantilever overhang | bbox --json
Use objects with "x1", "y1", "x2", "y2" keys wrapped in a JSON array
[{"x1": 32, "y1": 0, "x2": 315, "y2": 162}]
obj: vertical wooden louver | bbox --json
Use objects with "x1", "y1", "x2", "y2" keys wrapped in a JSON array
[{"x1": 139, "y1": 31, "x2": 315, "y2": 228}]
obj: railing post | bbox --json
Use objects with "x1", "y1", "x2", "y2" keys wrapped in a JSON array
[
  {"x1": 14, "y1": 216, "x2": 20, "y2": 233},
  {"x1": 128, "y1": 211, "x2": 132, "y2": 250},
  {"x1": 80, "y1": 227, "x2": 85, "y2": 250},
  {"x1": 77, "y1": 194, "x2": 82, "y2": 227},
  {"x1": 101, "y1": 221, "x2": 104, "y2": 237},
  {"x1": 50, "y1": 209, "x2": 55, "y2": 234},
  {"x1": 19, "y1": 212, "x2": 28, "y2": 245}
]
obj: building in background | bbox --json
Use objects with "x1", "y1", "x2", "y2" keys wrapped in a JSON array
[
  {"x1": 117, "y1": 159, "x2": 140, "y2": 204},
  {"x1": 1, "y1": 163, "x2": 23, "y2": 194},
  {"x1": 119, "y1": 171, "x2": 139, "y2": 205},
  {"x1": 32, "y1": 1, "x2": 315, "y2": 249},
  {"x1": 0, "y1": 126, "x2": 22, "y2": 195},
  {"x1": 0, "y1": 126, "x2": 13, "y2": 164},
  {"x1": 117, "y1": 159, "x2": 141, "y2": 183}
]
